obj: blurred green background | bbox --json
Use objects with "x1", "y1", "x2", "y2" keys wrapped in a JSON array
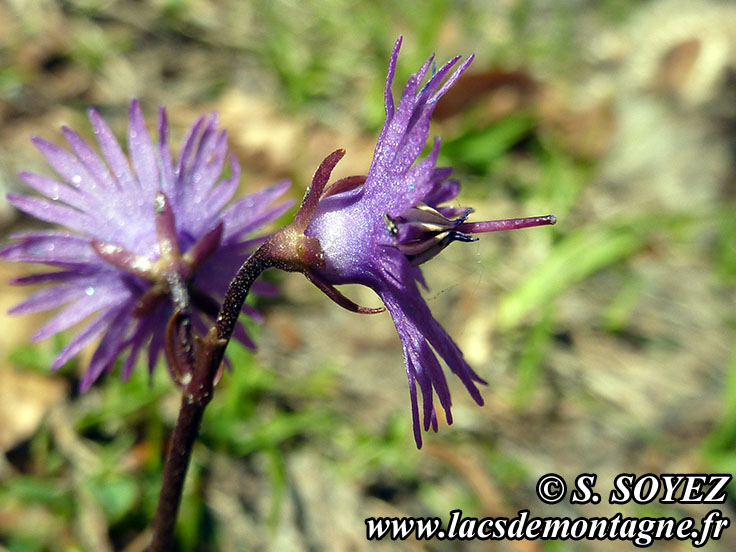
[{"x1": 1, "y1": 0, "x2": 736, "y2": 550}]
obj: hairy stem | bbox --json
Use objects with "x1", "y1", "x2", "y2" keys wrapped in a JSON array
[
  {"x1": 216, "y1": 246, "x2": 276, "y2": 345},
  {"x1": 149, "y1": 244, "x2": 274, "y2": 551}
]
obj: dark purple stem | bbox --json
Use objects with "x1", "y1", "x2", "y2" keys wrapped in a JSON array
[
  {"x1": 149, "y1": 245, "x2": 275, "y2": 551},
  {"x1": 458, "y1": 214, "x2": 556, "y2": 234},
  {"x1": 215, "y1": 245, "x2": 276, "y2": 345}
]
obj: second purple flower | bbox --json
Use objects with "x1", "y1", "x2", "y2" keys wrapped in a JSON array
[{"x1": 1, "y1": 101, "x2": 292, "y2": 390}]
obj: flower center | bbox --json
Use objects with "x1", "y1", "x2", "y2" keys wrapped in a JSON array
[
  {"x1": 391, "y1": 202, "x2": 557, "y2": 266},
  {"x1": 91, "y1": 192, "x2": 224, "y2": 316}
]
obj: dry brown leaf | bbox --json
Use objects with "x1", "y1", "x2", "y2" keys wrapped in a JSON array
[
  {"x1": 0, "y1": 265, "x2": 67, "y2": 452},
  {"x1": 653, "y1": 38, "x2": 702, "y2": 94},
  {"x1": 0, "y1": 367, "x2": 66, "y2": 452},
  {"x1": 434, "y1": 69, "x2": 539, "y2": 122}
]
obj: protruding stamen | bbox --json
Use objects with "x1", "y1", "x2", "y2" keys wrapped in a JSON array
[
  {"x1": 404, "y1": 230, "x2": 478, "y2": 266},
  {"x1": 403, "y1": 203, "x2": 472, "y2": 229},
  {"x1": 384, "y1": 214, "x2": 399, "y2": 236},
  {"x1": 404, "y1": 203, "x2": 454, "y2": 226},
  {"x1": 305, "y1": 270, "x2": 385, "y2": 314},
  {"x1": 458, "y1": 214, "x2": 556, "y2": 234},
  {"x1": 393, "y1": 203, "x2": 480, "y2": 266}
]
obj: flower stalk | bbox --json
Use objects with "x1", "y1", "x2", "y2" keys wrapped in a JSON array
[
  {"x1": 150, "y1": 246, "x2": 276, "y2": 551},
  {"x1": 149, "y1": 149, "x2": 377, "y2": 548}
]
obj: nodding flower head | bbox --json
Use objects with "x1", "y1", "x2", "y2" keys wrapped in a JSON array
[
  {"x1": 265, "y1": 37, "x2": 556, "y2": 448},
  {"x1": 1, "y1": 100, "x2": 292, "y2": 391}
]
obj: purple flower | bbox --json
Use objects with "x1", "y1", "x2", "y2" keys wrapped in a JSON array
[
  {"x1": 1, "y1": 100, "x2": 291, "y2": 391},
  {"x1": 267, "y1": 37, "x2": 555, "y2": 447}
]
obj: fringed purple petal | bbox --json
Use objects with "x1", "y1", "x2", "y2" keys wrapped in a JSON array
[
  {"x1": 377, "y1": 73, "x2": 420, "y2": 169},
  {"x1": 221, "y1": 180, "x2": 292, "y2": 240},
  {"x1": 184, "y1": 222, "x2": 223, "y2": 270},
  {"x1": 32, "y1": 281, "x2": 131, "y2": 342},
  {"x1": 0, "y1": 232, "x2": 99, "y2": 265},
  {"x1": 241, "y1": 303, "x2": 264, "y2": 323},
  {"x1": 192, "y1": 242, "x2": 251, "y2": 293},
  {"x1": 157, "y1": 107, "x2": 176, "y2": 198},
  {"x1": 406, "y1": 369, "x2": 423, "y2": 448},
  {"x1": 364, "y1": 47, "x2": 472, "y2": 216},
  {"x1": 50, "y1": 309, "x2": 117, "y2": 370},
  {"x1": 417, "y1": 338, "x2": 453, "y2": 425},
  {"x1": 122, "y1": 316, "x2": 153, "y2": 380},
  {"x1": 232, "y1": 320, "x2": 256, "y2": 350},
  {"x1": 62, "y1": 126, "x2": 118, "y2": 193},
  {"x1": 388, "y1": 137, "x2": 441, "y2": 217},
  {"x1": 80, "y1": 307, "x2": 134, "y2": 391},
  {"x1": 423, "y1": 175, "x2": 459, "y2": 208},
  {"x1": 380, "y1": 256, "x2": 486, "y2": 404},
  {"x1": 415, "y1": 55, "x2": 461, "y2": 110},
  {"x1": 10, "y1": 281, "x2": 95, "y2": 315},
  {"x1": 11, "y1": 269, "x2": 85, "y2": 285},
  {"x1": 384, "y1": 36, "x2": 402, "y2": 121},
  {"x1": 382, "y1": 285, "x2": 455, "y2": 441},
  {"x1": 31, "y1": 137, "x2": 102, "y2": 198},
  {"x1": 185, "y1": 121, "x2": 226, "y2": 206},
  {"x1": 188, "y1": 116, "x2": 219, "y2": 174},
  {"x1": 198, "y1": 130, "x2": 228, "y2": 193},
  {"x1": 202, "y1": 154, "x2": 241, "y2": 219},
  {"x1": 431, "y1": 167, "x2": 453, "y2": 183},
  {"x1": 7, "y1": 193, "x2": 91, "y2": 234},
  {"x1": 414, "y1": 55, "x2": 436, "y2": 94},
  {"x1": 411, "y1": 350, "x2": 435, "y2": 432},
  {"x1": 17, "y1": 172, "x2": 89, "y2": 212},
  {"x1": 251, "y1": 279, "x2": 279, "y2": 298},
  {"x1": 396, "y1": 53, "x2": 462, "y2": 169},
  {"x1": 430, "y1": 55, "x2": 474, "y2": 103},
  {"x1": 88, "y1": 108, "x2": 137, "y2": 191},
  {"x1": 224, "y1": 201, "x2": 292, "y2": 241},
  {"x1": 147, "y1": 310, "x2": 167, "y2": 374},
  {"x1": 175, "y1": 115, "x2": 206, "y2": 193},
  {"x1": 10, "y1": 230, "x2": 81, "y2": 240},
  {"x1": 128, "y1": 99, "x2": 160, "y2": 195}
]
